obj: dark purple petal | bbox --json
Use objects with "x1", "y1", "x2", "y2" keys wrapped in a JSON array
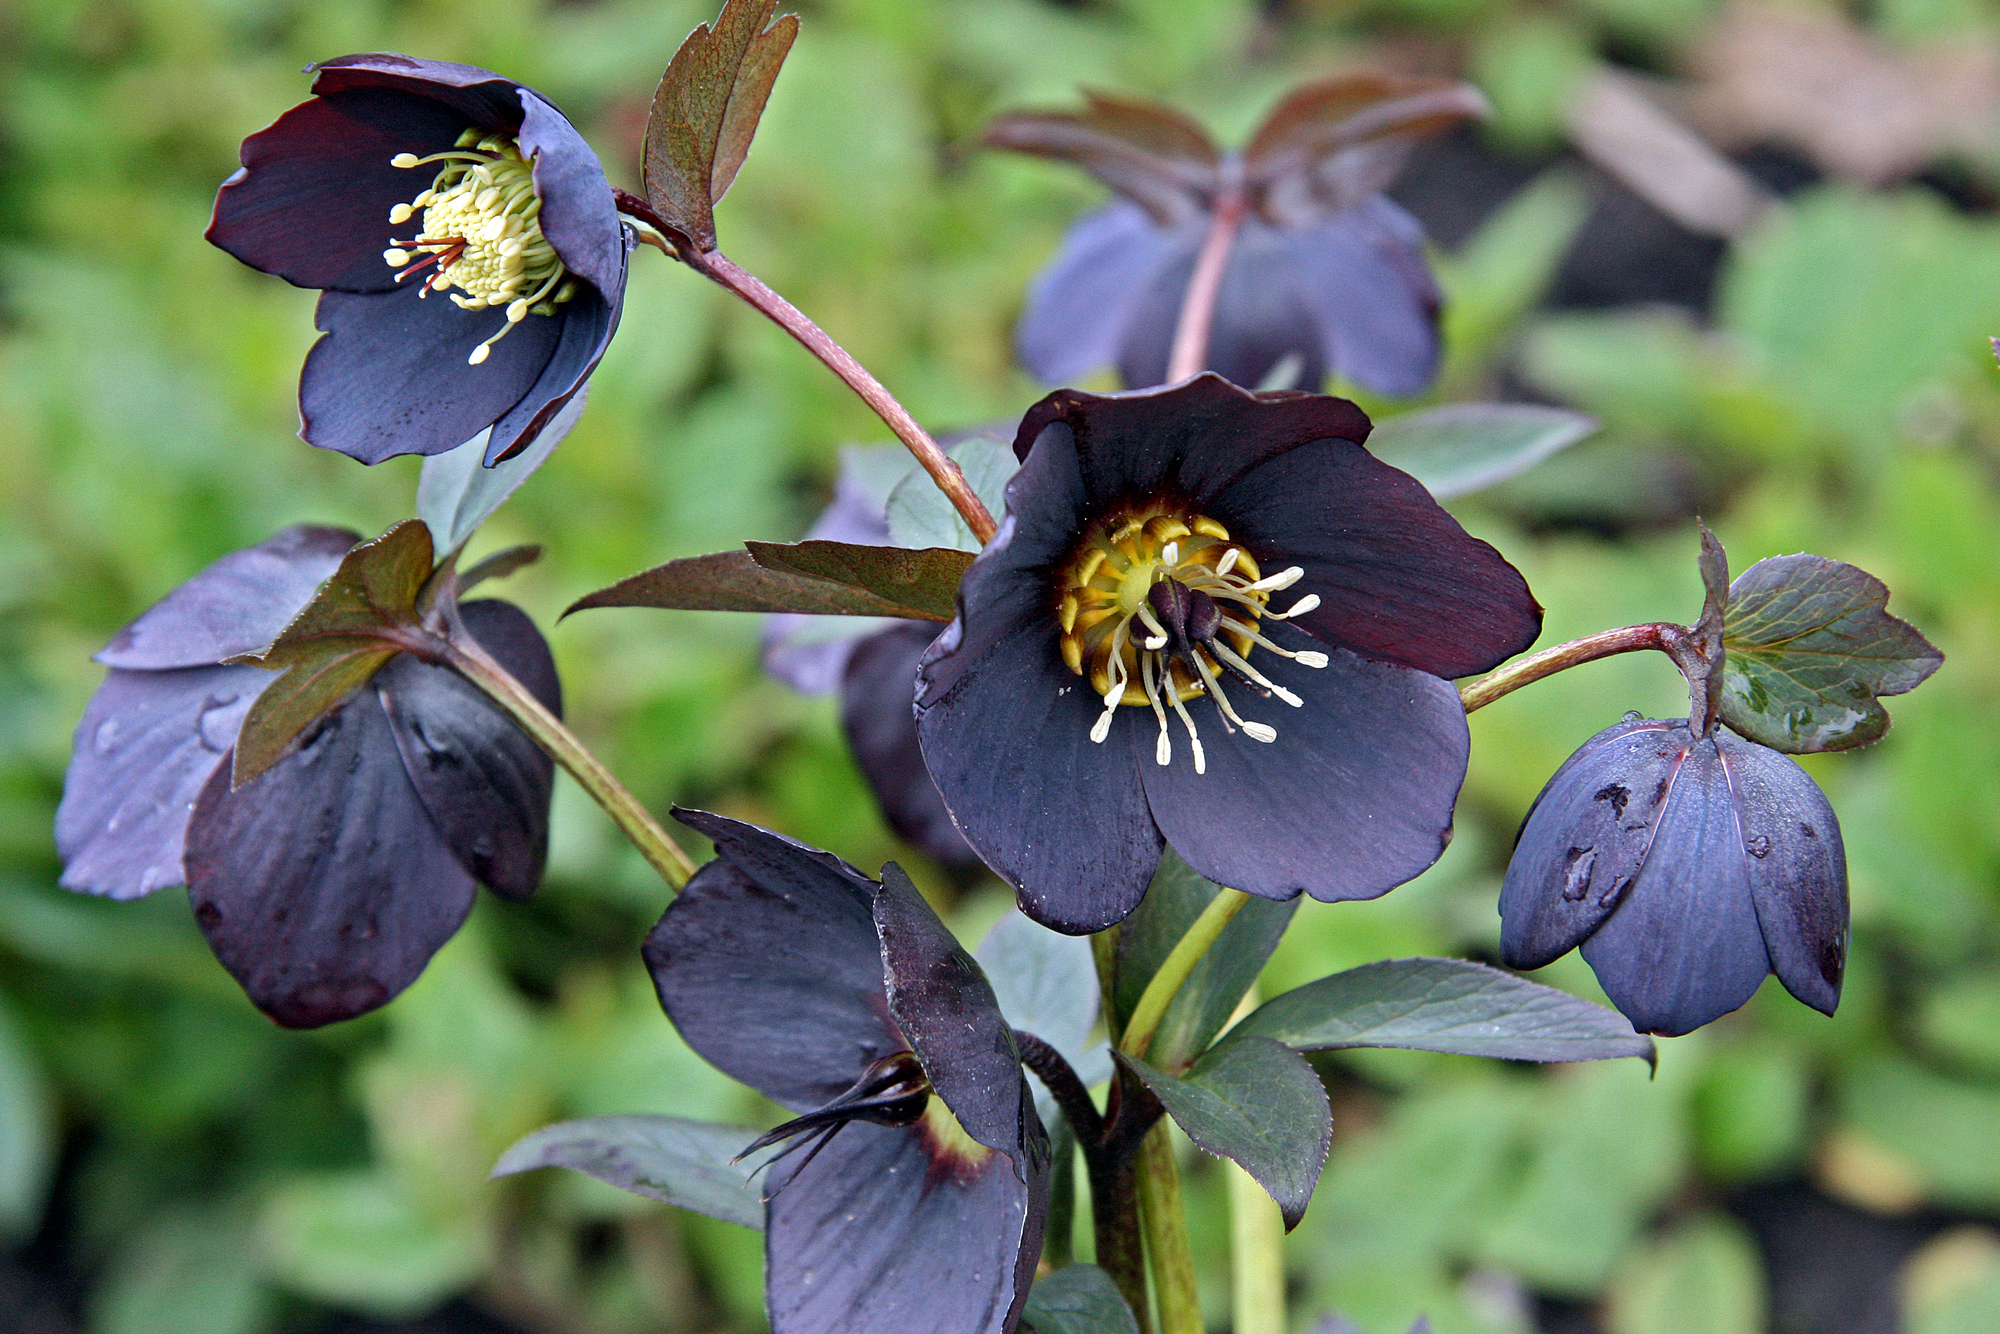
[
  {"x1": 840, "y1": 624, "x2": 976, "y2": 865},
  {"x1": 483, "y1": 280, "x2": 622, "y2": 465},
  {"x1": 763, "y1": 1118, "x2": 1041, "y2": 1334},
  {"x1": 914, "y1": 545, "x2": 1162, "y2": 934},
  {"x1": 1138, "y1": 637, "x2": 1468, "y2": 904},
  {"x1": 55, "y1": 665, "x2": 265, "y2": 900},
  {"x1": 1212, "y1": 438, "x2": 1540, "y2": 678},
  {"x1": 517, "y1": 90, "x2": 626, "y2": 301},
  {"x1": 97, "y1": 525, "x2": 359, "y2": 670},
  {"x1": 374, "y1": 601, "x2": 559, "y2": 902},
  {"x1": 1715, "y1": 732, "x2": 1848, "y2": 1016},
  {"x1": 1499, "y1": 718, "x2": 1685, "y2": 970},
  {"x1": 1289, "y1": 199, "x2": 1441, "y2": 398},
  {"x1": 309, "y1": 54, "x2": 526, "y2": 127},
  {"x1": 207, "y1": 87, "x2": 476, "y2": 294},
  {"x1": 1017, "y1": 202, "x2": 1196, "y2": 386},
  {"x1": 875, "y1": 864, "x2": 1044, "y2": 1164},
  {"x1": 1579, "y1": 736, "x2": 1771, "y2": 1037},
  {"x1": 300, "y1": 282, "x2": 562, "y2": 463},
  {"x1": 185, "y1": 690, "x2": 477, "y2": 1028},
  {"x1": 645, "y1": 811, "x2": 900, "y2": 1112},
  {"x1": 1117, "y1": 220, "x2": 1326, "y2": 393}
]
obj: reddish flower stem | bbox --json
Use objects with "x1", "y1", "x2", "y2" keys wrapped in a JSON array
[
  {"x1": 1458, "y1": 623, "x2": 1695, "y2": 714},
  {"x1": 1165, "y1": 183, "x2": 1248, "y2": 382}
]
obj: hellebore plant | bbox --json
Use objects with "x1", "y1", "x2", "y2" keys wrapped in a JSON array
[{"x1": 51, "y1": 4, "x2": 1952, "y2": 1334}]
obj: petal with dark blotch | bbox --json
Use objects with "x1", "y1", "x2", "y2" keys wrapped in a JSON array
[
  {"x1": 484, "y1": 279, "x2": 622, "y2": 464},
  {"x1": 1017, "y1": 202, "x2": 1196, "y2": 386},
  {"x1": 1212, "y1": 438, "x2": 1540, "y2": 678},
  {"x1": 517, "y1": 90, "x2": 626, "y2": 300},
  {"x1": 1289, "y1": 199, "x2": 1441, "y2": 398},
  {"x1": 763, "y1": 1117, "x2": 1041, "y2": 1334},
  {"x1": 301, "y1": 282, "x2": 561, "y2": 463},
  {"x1": 185, "y1": 690, "x2": 477, "y2": 1028},
  {"x1": 646, "y1": 811, "x2": 901, "y2": 1112},
  {"x1": 56, "y1": 664, "x2": 266, "y2": 900},
  {"x1": 914, "y1": 555, "x2": 1161, "y2": 934},
  {"x1": 1716, "y1": 732, "x2": 1848, "y2": 1015},
  {"x1": 875, "y1": 864, "x2": 1044, "y2": 1166},
  {"x1": 840, "y1": 624, "x2": 975, "y2": 865},
  {"x1": 1139, "y1": 639, "x2": 1467, "y2": 904},
  {"x1": 1499, "y1": 718, "x2": 1687, "y2": 970},
  {"x1": 1117, "y1": 220, "x2": 1326, "y2": 393},
  {"x1": 97, "y1": 525, "x2": 359, "y2": 670},
  {"x1": 309, "y1": 55, "x2": 525, "y2": 129},
  {"x1": 207, "y1": 87, "x2": 473, "y2": 294},
  {"x1": 1580, "y1": 737, "x2": 1771, "y2": 1037},
  {"x1": 374, "y1": 601, "x2": 558, "y2": 901}
]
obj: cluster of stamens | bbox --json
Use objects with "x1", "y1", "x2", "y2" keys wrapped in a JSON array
[
  {"x1": 1056, "y1": 509, "x2": 1327, "y2": 775},
  {"x1": 382, "y1": 129, "x2": 576, "y2": 365}
]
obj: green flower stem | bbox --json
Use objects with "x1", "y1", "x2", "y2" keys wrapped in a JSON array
[
  {"x1": 1228, "y1": 1160, "x2": 1286, "y2": 1334},
  {"x1": 1119, "y1": 888, "x2": 1251, "y2": 1062},
  {"x1": 1136, "y1": 1124, "x2": 1203, "y2": 1334},
  {"x1": 445, "y1": 635, "x2": 696, "y2": 890},
  {"x1": 1458, "y1": 622, "x2": 1687, "y2": 714}
]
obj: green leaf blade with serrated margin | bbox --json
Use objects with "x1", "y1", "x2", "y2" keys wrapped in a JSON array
[
  {"x1": 1120, "y1": 1036, "x2": 1331, "y2": 1229},
  {"x1": 493, "y1": 1115, "x2": 764, "y2": 1231},
  {"x1": 1365, "y1": 403, "x2": 1596, "y2": 499},
  {"x1": 1231, "y1": 957, "x2": 1655, "y2": 1065},
  {"x1": 1719, "y1": 553, "x2": 1942, "y2": 753},
  {"x1": 886, "y1": 435, "x2": 1018, "y2": 553},
  {"x1": 565, "y1": 543, "x2": 969, "y2": 621},
  {"x1": 1021, "y1": 1264, "x2": 1141, "y2": 1334}
]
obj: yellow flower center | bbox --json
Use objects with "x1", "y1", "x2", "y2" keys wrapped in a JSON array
[
  {"x1": 381, "y1": 130, "x2": 577, "y2": 366},
  {"x1": 1054, "y1": 507, "x2": 1327, "y2": 773}
]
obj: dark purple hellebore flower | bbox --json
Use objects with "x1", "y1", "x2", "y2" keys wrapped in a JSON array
[
  {"x1": 915, "y1": 375, "x2": 1542, "y2": 934},
  {"x1": 988, "y1": 77, "x2": 1485, "y2": 394},
  {"x1": 1499, "y1": 716, "x2": 1849, "y2": 1037},
  {"x1": 645, "y1": 811, "x2": 1050, "y2": 1334},
  {"x1": 208, "y1": 54, "x2": 631, "y2": 466},
  {"x1": 55, "y1": 526, "x2": 561, "y2": 1027}
]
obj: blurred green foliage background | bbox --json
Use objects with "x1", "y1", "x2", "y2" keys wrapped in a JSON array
[{"x1": 4, "y1": 0, "x2": 2000, "y2": 1331}]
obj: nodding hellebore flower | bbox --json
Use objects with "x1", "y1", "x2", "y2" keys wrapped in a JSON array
[
  {"x1": 55, "y1": 526, "x2": 561, "y2": 1027},
  {"x1": 208, "y1": 55, "x2": 630, "y2": 466},
  {"x1": 645, "y1": 811, "x2": 1049, "y2": 1334},
  {"x1": 987, "y1": 76, "x2": 1484, "y2": 394},
  {"x1": 1500, "y1": 715, "x2": 1849, "y2": 1037},
  {"x1": 915, "y1": 375, "x2": 1542, "y2": 933}
]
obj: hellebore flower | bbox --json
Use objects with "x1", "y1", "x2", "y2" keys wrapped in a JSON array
[
  {"x1": 645, "y1": 810, "x2": 1049, "y2": 1334},
  {"x1": 208, "y1": 54, "x2": 630, "y2": 465},
  {"x1": 1499, "y1": 715, "x2": 1849, "y2": 1037},
  {"x1": 987, "y1": 77, "x2": 1484, "y2": 394},
  {"x1": 915, "y1": 375, "x2": 1542, "y2": 933},
  {"x1": 56, "y1": 526, "x2": 561, "y2": 1027}
]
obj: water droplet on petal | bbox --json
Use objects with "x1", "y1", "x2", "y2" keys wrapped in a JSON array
[
  {"x1": 93, "y1": 717, "x2": 122, "y2": 754},
  {"x1": 1561, "y1": 847, "x2": 1597, "y2": 902},
  {"x1": 1746, "y1": 834, "x2": 1772, "y2": 859},
  {"x1": 197, "y1": 694, "x2": 242, "y2": 753}
]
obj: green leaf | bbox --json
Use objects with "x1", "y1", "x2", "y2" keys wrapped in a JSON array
[
  {"x1": 885, "y1": 434, "x2": 1017, "y2": 553},
  {"x1": 493, "y1": 1115, "x2": 763, "y2": 1230},
  {"x1": 1111, "y1": 851, "x2": 1296, "y2": 1070},
  {"x1": 260, "y1": 1170, "x2": 488, "y2": 1318},
  {"x1": 643, "y1": 0, "x2": 800, "y2": 252},
  {"x1": 91, "y1": 1204, "x2": 270, "y2": 1334},
  {"x1": 1606, "y1": 1214, "x2": 1766, "y2": 1334},
  {"x1": 976, "y1": 910, "x2": 1106, "y2": 1084},
  {"x1": 1366, "y1": 403, "x2": 1596, "y2": 499},
  {"x1": 1839, "y1": 1055, "x2": 2000, "y2": 1209},
  {"x1": 1022, "y1": 1264, "x2": 1142, "y2": 1334},
  {"x1": 415, "y1": 394, "x2": 581, "y2": 556},
  {"x1": 0, "y1": 996, "x2": 54, "y2": 1240},
  {"x1": 1121, "y1": 1035, "x2": 1331, "y2": 1229},
  {"x1": 1231, "y1": 958, "x2": 1655, "y2": 1065},
  {"x1": 225, "y1": 519, "x2": 437, "y2": 787},
  {"x1": 567, "y1": 542, "x2": 971, "y2": 622},
  {"x1": 1718, "y1": 553, "x2": 1943, "y2": 752}
]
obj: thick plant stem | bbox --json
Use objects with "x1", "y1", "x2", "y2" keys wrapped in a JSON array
[
  {"x1": 693, "y1": 248, "x2": 998, "y2": 545},
  {"x1": 445, "y1": 636, "x2": 696, "y2": 890},
  {"x1": 1228, "y1": 1161, "x2": 1286, "y2": 1334},
  {"x1": 1166, "y1": 183, "x2": 1247, "y2": 382},
  {"x1": 1136, "y1": 1125, "x2": 1203, "y2": 1334},
  {"x1": 1094, "y1": 1150, "x2": 1153, "y2": 1334},
  {"x1": 1120, "y1": 889, "x2": 1251, "y2": 1061},
  {"x1": 1458, "y1": 623, "x2": 1687, "y2": 714}
]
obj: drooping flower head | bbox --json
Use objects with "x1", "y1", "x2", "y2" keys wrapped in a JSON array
[
  {"x1": 916, "y1": 375, "x2": 1542, "y2": 933},
  {"x1": 1500, "y1": 715, "x2": 1849, "y2": 1036},
  {"x1": 208, "y1": 55, "x2": 630, "y2": 465},
  {"x1": 644, "y1": 811, "x2": 1049, "y2": 1334},
  {"x1": 56, "y1": 526, "x2": 561, "y2": 1026},
  {"x1": 987, "y1": 77, "x2": 1484, "y2": 394}
]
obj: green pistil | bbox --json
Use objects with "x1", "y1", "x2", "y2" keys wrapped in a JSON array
[{"x1": 382, "y1": 129, "x2": 577, "y2": 365}]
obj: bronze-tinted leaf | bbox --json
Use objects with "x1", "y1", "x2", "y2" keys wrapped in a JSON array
[
  {"x1": 1242, "y1": 75, "x2": 1486, "y2": 222},
  {"x1": 568, "y1": 542, "x2": 971, "y2": 622},
  {"x1": 981, "y1": 90, "x2": 1219, "y2": 227},
  {"x1": 643, "y1": 0, "x2": 800, "y2": 253}
]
